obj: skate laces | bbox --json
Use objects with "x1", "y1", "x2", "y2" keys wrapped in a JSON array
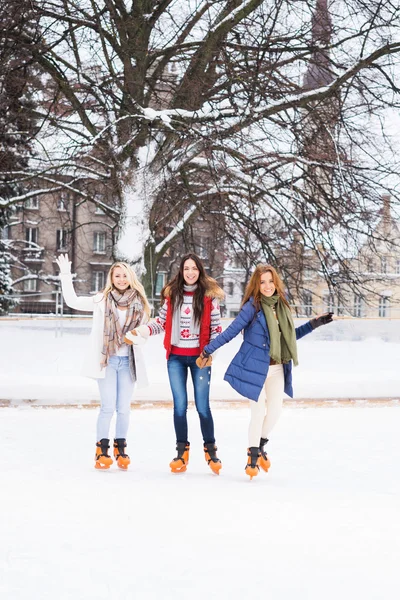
[{"x1": 204, "y1": 444, "x2": 220, "y2": 463}]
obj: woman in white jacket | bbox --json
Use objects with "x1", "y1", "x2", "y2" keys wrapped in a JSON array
[{"x1": 56, "y1": 254, "x2": 151, "y2": 470}]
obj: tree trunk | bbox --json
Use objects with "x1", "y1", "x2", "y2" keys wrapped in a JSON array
[{"x1": 142, "y1": 240, "x2": 160, "y2": 304}]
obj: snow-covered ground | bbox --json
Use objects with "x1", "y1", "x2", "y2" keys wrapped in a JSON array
[
  {"x1": 1, "y1": 405, "x2": 399, "y2": 600},
  {"x1": 0, "y1": 318, "x2": 399, "y2": 404}
]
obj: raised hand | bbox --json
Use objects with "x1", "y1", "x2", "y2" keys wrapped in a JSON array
[
  {"x1": 55, "y1": 253, "x2": 71, "y2": 275},
  {"x1": 310, "y1": 312, "x2": 334, "y2": 329}
]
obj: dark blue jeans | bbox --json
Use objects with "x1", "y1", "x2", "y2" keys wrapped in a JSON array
[{"x1": 167, "y1": 354, "x2": 215, "y2": 444}]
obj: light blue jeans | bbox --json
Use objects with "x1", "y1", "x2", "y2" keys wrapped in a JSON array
[{"x1": 96, "y1": 356, "x2": 135, "y2": 441}]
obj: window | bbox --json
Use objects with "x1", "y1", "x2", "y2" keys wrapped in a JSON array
[
  {"x1": 396, "y1": 259, "x2": 400, "y2": 275},
  {"x1": 227, "y1": 282, "x2": 234, "y2": 296},
  {"x1": 303, "y1": 268, "x2": 313, "y2": 280},
  {"x1": 25, "y1": 197, "x2": 39, "y2": 209},
  {"x1": 234, "y1": 255, "x2": 243, "y2": 269},
  {"x1": 381, "y1": 256, "x2": 387, "y2": 274},
  {"x1": 324, "y1": 293, "x2": 335, "y2": 312},
  {"x1": 56, "y1": 229, "x2": 68, "y2": 251},
  {"x1": 94, "y1": 193, "x2": 105, "y2": 214},
  {"x1": 378, "y1": 296, "x2": 390, "y2": 318},
  {"x1": 303, "y1": 291, "x2": 313, "y2": 317},
  {"x1": 1, "y1": 225, "x2": 9, "y2": 240},
  {"x1": 91, "y1": 271, "x2": 105, "y2": 292},
  {"x1": 25, "y1": 227, "x2": 38, "y2": 245},
  {"x1": 353, "y1": 295, "x2": 363, "y2": 318},
  {"x1": 57, "y1": 191, "x2": 69, "y2": 211},
  {"x1": 23, "y1": 271, "x2": 38, "y2": 292},
  {"x1": 93, "y1": 232, "x2": 106, "y2": 253},
  {"x1": 196, "y1": 236, "x2": 209, "y2": 259},
  {"x1": 155, "y1": 272, "x2": 167, "y2": 296}
]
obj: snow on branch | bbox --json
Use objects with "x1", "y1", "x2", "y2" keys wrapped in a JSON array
[
  {"x1": 0, "y1": 187, "x2": 62, "y2": 208},
  {"x1": 209, "y1": 0, "x2": 261, "y2": 34},
  {"x1": 155, "y1": 203, "x2": 199, "y2": 255}
]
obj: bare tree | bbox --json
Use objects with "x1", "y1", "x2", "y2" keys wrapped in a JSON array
[
  {"x1": 1, "y1": 0, "x2": 399, "y2": 297},
  {"x1": 0, "y1": 0, "x2": 40, "y2": 311}
]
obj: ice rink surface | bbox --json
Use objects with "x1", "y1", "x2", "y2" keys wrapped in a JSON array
[{"x1": 1, "y1": 405, "x2": 399, "y2": 600}]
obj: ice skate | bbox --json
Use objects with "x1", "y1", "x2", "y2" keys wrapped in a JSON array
[
  {"x1": 245, "y1": 447, "x2": 261, "y2": 480},
  {"x1": 113, "y1": 438, "x2": 131, "y2": 470},
  {"x1": 259, "y1": 437, "x2": 271, "y2": 472},
  {"x1": 170, "y1": 442, "x2": 190, "y2": 473},
  {"x1": 204, "y1": 442, "x2": 222, "y2": 474},
  {"x1": 95, "y1": 438, "x2": 113, "y2": 469}
]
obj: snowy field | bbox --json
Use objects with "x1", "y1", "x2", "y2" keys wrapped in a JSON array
[
  {"x1": 0, "y1": 318, "x2": 399, "y2": 404},
  {"x1": 1, "y1": 405, "x2": 399, "y2": 600}
]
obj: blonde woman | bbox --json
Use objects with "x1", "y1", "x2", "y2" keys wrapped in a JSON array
[{"x1": 56, "y1": 254, "x2": 151, "y2": 470}]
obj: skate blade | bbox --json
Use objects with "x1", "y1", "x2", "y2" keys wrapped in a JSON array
[
  {"x1": 117, "y1": 463, "x2": 129, "y2": 470},
  {"x1": 245, "y1": 467, "x2": 259, "y2": 479},
  {"x1": 259, "y1": 457, "x2": 271, "y2": 472},
  {"x1": 95, "y1": 462, "x2": 111, "y2": 470},
  {"x1": 170, "y1": 465, "x2": 187, "y2": 473},
  {"x1": 208, "y1": 462, "x2": 222, "y2": 475}
]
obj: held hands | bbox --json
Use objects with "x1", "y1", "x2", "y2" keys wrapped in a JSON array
[
  {"x1": 196, "y1": 351, "x2": 212, "y2": 369},
  {"x1": 124, "y1": 330, "x2": 146, "y2": 346},
  {"x1": 310, "y1": 312, "x2": 334, "y2": 330},
  {"x1": 55, "y1": 253, "x2": 71, "y2": 275},
  {"x1": 124, "y1": 325, "x2": 150, "y2": 346}
]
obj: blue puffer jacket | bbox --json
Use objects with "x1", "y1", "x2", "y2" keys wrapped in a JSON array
[{"x1": 203, "y1": 298, "x2": 313, "y2": 401}]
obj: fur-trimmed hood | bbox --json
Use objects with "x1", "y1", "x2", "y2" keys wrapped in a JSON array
[{"x1": 163, "y1": 278, "x2": 224, "y2": 301}]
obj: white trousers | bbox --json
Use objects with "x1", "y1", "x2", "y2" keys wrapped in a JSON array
[{"x1": 248, "y1": 364, "x2": 285, "y2": 447}]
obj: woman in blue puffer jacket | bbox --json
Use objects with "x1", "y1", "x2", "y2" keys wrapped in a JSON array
[{"x1": 197, "y1": 264, "x2": 333, "y2": 479}]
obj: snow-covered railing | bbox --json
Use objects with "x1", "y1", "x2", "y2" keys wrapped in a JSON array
[{"x1": 3, "y1": 298, "x2": 400, "y2": 320}]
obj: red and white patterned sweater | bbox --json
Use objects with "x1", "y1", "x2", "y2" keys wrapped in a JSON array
[{"x1": 148, "y1": 291, "x2": 222, "y2": 356}]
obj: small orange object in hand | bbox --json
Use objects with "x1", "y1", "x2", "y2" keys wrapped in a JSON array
[
  {"x1": 196, "y1": 352, "x2": 212, "y2": 369},
  {"x1": 124, "y1": 330, "x2": 138, "y2": 345}
]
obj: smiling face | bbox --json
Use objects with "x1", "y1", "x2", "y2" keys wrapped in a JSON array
[
  {"x1": 111, "y1": 266, "x2": 130, "y2": 292},
  {"x1": 183, "y1": 259, "x2": 200, "y2": 285},
  {"x1": 259, "y1": 271, "x2": 276, "y2": 297}
]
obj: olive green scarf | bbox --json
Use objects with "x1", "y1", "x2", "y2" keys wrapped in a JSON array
[{"x1": 260, "y1": 295, "x2": 298, "y2": 366}]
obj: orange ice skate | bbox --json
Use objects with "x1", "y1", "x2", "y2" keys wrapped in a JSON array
[
  {"x1": 95, "y1": 439, "x2": 113, "y2": 469},
  {"x1": 245, "y1": 447, "x2": 261, "y2": 480},
  {"x1": 170, "y1": 442, "x2": 190, "y2": 473},
  {"x1": 259, "y1": 437, "x2": 271, "y2": 472},
  {"x1": 204, "y1": 443, "x2": 222, "y2": 475},
  {"x1": 113, "y1": 438, "x2": 131, "y2": 470}
]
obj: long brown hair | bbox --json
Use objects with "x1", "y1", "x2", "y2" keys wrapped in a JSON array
[
  {"x1": 241, "y1": 264, "x2": 290, "y2": 312},
  {"x1": 162, "y1": 253, "x2": 214, "y2": 324}
]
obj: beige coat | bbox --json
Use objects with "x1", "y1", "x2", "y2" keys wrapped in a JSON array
[{"x1": 60, "y1": 273, "x2": 148, "y2": 386}]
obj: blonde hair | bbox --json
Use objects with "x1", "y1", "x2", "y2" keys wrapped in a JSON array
[
  {"x1": 102, "y1": 262, "x2": 151, "y2": 320},
  {"x1": 241, "y1": 264, "x2": 290, "y2": 312}
]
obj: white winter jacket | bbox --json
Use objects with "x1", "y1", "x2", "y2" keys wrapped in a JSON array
[{"x1": 60, "y1": 273, "x2": 148, "y2": 387}]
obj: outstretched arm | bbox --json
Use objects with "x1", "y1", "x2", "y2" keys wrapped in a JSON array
[
  {"x1": 296, "y1": 312, "x2": 334, "y2": 340},
  {"x1": 203, "y1": 301, "x2": 255, "y2": 355},
  {"x1": 125, "y1": 298, "x2": 168, "y2": 345},
  {"x1": 55, "y1": 254, "x2": 95, "y2": 312}
]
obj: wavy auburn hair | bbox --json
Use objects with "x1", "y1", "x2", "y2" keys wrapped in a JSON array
[
  {"x1": 241, "y1": 264, "x2": 290, "y2": 312},
  {"x1": 102, "y1": 262, "x2": 151, "y2": 320},
  {"x1": 162, "y1": 253, "x2": 215, "y2": 324}
]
